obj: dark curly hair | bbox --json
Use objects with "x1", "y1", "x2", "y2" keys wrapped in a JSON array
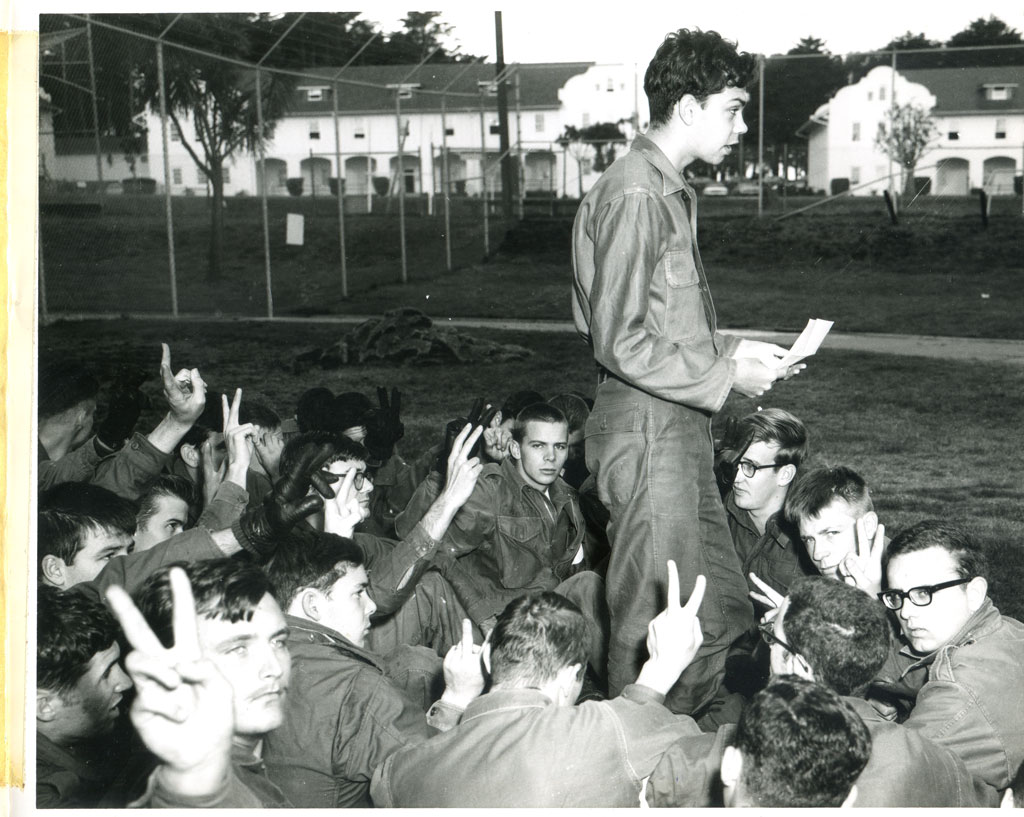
[{"x1": 644, "y1": 28, "x2": 756, "y2": 127}]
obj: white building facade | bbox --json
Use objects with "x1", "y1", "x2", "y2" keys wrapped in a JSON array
[
  {"x1": 130, "y1": 62, "x2": 643, "y2": 202},
  {"x1": 800, "y1": 65, "x2": 1024, "y2": 196}
]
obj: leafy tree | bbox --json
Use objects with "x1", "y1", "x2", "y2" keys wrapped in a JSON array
[
  {"x1": 744, "y1": 37, "x2": 846, "y2": 181},
  {"x1": 874, "y1": 102, "x2": 937, "y2": 194},
  {"x1": 948, "y1": 15, "x2": 1022, "y2": 47}
]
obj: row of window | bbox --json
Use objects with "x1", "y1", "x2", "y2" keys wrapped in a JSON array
[
  {"x1": 865, "y1": 85, "x2": 1015, "y2": 102},
  {"x1": 852, "y1": 118, "x2": 1010, "y2": 141},
  {"x1": 170, "y1": 167, "x2": 231, "y2": 186},
  {"x1": 304, "y1": 113, "x2": 552, "y2": 141}
]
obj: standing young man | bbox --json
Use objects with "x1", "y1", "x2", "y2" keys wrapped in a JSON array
[{"x1": 572, "y1": 29, "x2": 803, "y2": 717}]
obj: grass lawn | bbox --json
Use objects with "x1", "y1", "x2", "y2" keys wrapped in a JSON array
[
  {"x1": 38, "y1": 318, "x2": 1024, "y2": 619},
  {"x1": 39, "y1": 193, "x2": 1024, "y2": 338}
]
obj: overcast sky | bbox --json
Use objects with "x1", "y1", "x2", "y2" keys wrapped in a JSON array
[{"x1": 20, "y1": 1, "x2": 1024, "y2": 67}]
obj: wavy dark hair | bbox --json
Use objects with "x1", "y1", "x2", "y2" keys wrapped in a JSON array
[{"x1": 644, "y1": 28, "x2": 756, "y2": 126}]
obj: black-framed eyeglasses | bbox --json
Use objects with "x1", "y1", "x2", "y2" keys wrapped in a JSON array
[
  {"x1": 737, "y1": 459, "x2": 782, "y2": 478},
  {"x1": 877, "y1": 577, "x2": 972, "y2": 611},
  {"x1": 758, "y1": 620, "x2": 796, "y2": 654}
]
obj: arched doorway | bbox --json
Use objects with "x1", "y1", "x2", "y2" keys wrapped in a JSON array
[
  {"x1": 300, "y1": 156, "x2": 332, "y2": 196},
  {"x1": 257, "y1": 158, "x2": 287, "y2": 196},
  {"x1": 983, "y1": 156, "x2": 1016, "y2": 196},
  {"x1": 344, "y1": 156, "x2": 375, "y2": 195},
  {"x1": 433, "y1": 151, "x2": 467, "y2": 195},
  {"x1": 524, "y1": 151, "x2": 556, "y2": 194},
  {"x1": 934, "y1": 157, "x2": 968, "y2": 196},
  {"x1": 389, "y1": 155, "x2": 421, "y2": 194}
]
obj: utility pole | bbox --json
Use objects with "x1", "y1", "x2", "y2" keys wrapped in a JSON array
[{"x1": 494, "y1": 12, "x2": 515, "y2": 219}]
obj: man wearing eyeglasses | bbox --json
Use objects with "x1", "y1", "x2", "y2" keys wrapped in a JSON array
[
  {"x1": 723, "y1": 409, "x2": 815, "y2": 602},
  {"x1": 646, "y1": 575, "x2": 996, "y2": 807},
  {"x1": 878, "y1": 519, "x2": 1024, "y2": 796}
]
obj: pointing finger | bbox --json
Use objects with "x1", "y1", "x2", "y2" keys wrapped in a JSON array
[
  {"x1": 230, "y1": 387, "x2": 242, "y2": 427},
  {"x1": 221, "y1": 393, "x2": 230, "y2": 432},
  {"x1": 461, "y1": 618, "x2": 473, "y2": 651},
  {"x1": 683, "y1": 574, "x2": 707, "y2": 614},
  {"x1": 666, "y1": 560, "x2": 681, "y2": 610},
  {"x1": 106, "y1": 584, "x2": 167, "y2": 656},
  {"x1": 169, "y1": 567, "x2": 201, "y2": 661}
]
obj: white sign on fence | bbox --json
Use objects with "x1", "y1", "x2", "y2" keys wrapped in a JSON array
[{"x1": 286, "y1": 213, "x2": 305, "y2": 246}]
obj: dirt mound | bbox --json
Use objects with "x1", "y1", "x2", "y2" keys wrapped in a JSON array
[{"x1": 292, "y1": 307, "x2": 533, "y2": 371}]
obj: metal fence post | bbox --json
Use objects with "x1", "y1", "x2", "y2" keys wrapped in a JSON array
[
  {"x1": 395, "y1": 90, "x2": 408, "y2": 283},
  {"x1": 155, "y1": 41, "x2": 179, "y2": 317},
  {"x1": 441, "y1": 93, "x2": 452, "y2": 272},
  {"x1": 85, "y1": 15, "x2": 104, "y2": 198},
  {"x1": 479, "y1": 92, "x2": 489, "y2": 258},
  {"x1": 255, "y1": 69, "x2": 273, "y2": 318},
  {"x1": 332, "y1": 81, "x2": 348, "y2": 298}
]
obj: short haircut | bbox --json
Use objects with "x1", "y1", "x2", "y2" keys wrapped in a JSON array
[
  {"x1": 739, "y1": 408, "x2": 808, "y2": 469},
  {"x1": 784, "y1": 465, "x2": 873, "y2": 526},
  {"x1": 548, "y1": 393, "x2": 590, "y2": 435},
  {"x1": 512, "y1": 403, "x2": 567, "y2": 444},
  {"x1": 500, "y1": 390, "x2": 545, "y2": 424},
  {"x1": 883, "y1": 519, "x2": 988, "y2": 582},
  {"x1": 38, "y1": 483, "x2": 137, "y2": 567},
  {"x1": 264, "y1": 532, "x2": 365, "y2": 608},
  {"x1": 489, "y1": 592, "x2": 589, "y2": 688},
  {"x1": 278, "y1": 430, "x2": 363, "y2": 478},
  {"x1": 783, "y1": 577, "x2": 892, "y2": 697},
  {"x1": 135, "y1": 558, "x2": 276, "y2": 649},
  {"x1": 296, "y1": 387, "x2": 335, "y2": 433},
  {"x1": 239, "y1": 398, "x2": 281, "y2": 431},
  {"x1": 37, "y1": 584, "x2": 119, "y2": 695},
  {"x1": 38, "y1": 361, "x2": 99, "y2": 420},
  {"x1": 136, "y1": 475, "x2": 197, "y2": 531},
  {"x1": 733, "y1": 675, "x2": 871, "y2": 808},
  {"x1": 644, "y1": 28, "x2": 756, "y2": 127},
  {"x1": 332, "y1": 391, "x2": 374, "y2": 433}
]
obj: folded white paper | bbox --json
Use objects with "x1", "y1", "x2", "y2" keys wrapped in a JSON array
[{"x1": 779, "y1": 318, "x2": 834, "y2": 367}]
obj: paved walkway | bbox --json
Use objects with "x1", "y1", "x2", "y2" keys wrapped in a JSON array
[{"x1": 49, "y1": 312, "x2": 1024, "y2": 364}]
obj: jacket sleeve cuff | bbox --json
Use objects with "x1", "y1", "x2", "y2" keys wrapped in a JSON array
[{"x1": 620, "y1": 682, "x2": 668, "y2": 706}]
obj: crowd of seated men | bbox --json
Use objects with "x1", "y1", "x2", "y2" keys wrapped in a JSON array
[{"x1": 35, "y1": 344, "x2": 1023, "y2": 808}]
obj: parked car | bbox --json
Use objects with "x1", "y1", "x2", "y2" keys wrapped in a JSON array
[
  {"x1": 687, "y1": 176, "x2": 715, "y2": 191},
  {"x1": 702, "y1": 182, "x2": 728, "y2": 196},
  {"x1": 734, "y1": 181, "x2": 761, "y2": 196}
]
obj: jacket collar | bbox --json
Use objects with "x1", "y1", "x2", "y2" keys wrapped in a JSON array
[
  {"x1": 463, "y1": 687, "x2": 555, "y2": 721},
  {"x1": 629, "y1": 132, "x2": 693, "y2": 198},
  {"x1": 499, "y1": 456, "x2": 575, "y2": 514},
  {"x1": 725, "y1": 493, "x2": 793, "y2": 548},
  {"x1": 284, "y1": 613, "x2": 384, "y2": 671}
]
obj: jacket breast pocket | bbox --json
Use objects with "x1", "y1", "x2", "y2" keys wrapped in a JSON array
[
  {"x1": 495, "y1": 515, "x2": 549, "y2": 589},
  {"x1": 659, "y1": 249, "x2": 705, "y2": 342}
]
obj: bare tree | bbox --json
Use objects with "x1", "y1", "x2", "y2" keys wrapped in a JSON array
[{"x1": 875, "y1": 102, "x2": 937, "y2": 195}]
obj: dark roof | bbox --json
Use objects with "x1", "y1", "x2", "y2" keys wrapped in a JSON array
[
  {"x1": 284, "y1": 62, "x2": 593, "y2": 116},
  {"x1": 902, "y1": 65, "x2": 1024, "y2": 113}
]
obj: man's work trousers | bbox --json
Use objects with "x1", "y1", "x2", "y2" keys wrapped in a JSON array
[{"x1": 585, "y1": 377, "x2": 754, "y2": 716}]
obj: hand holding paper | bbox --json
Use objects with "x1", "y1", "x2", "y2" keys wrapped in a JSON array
[{"x1": 779, "y1": 318, "x2": 833, "y2": 368}]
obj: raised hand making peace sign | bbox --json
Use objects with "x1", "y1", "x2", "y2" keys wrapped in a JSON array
[{"x1": 636, "y1": 561, "x2": 706, "y2": 696}]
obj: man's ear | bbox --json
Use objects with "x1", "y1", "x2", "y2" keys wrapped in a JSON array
[
  {"x1": 40, "y1": 555, "x2": 67, "y2": 589},
  {"x1": 676, "y1": 93, "x2": 700, "y2": 126},
  {"x1": 180, "y1": 443, "x2": 200, "y2": 469},
  {"x1": 966, "y1": 576, "x2": 988, "y2": 612},
  {"x1": 508, "y1": 439, "x2": 522, "y2": 462},
  {"x1": 555, "y1": 662, "x2": 583, "y2": 705},
  {"x1": 720, "y1": 744, "x2": 743, "y2": 790},
  {"x1": 841, "y1": 783, "x2": 858, "y2": 808},
  {"x1": 859, "y1": 511, "x2": 879, "y2": 539},
  {"x1": 37, "y1": 689, "x2": 61, "y2": 723},
  {"x1": 299, "y1": 589, "x2": 322, "y2": 622},
  {"x1": 777, "y1": 463, "x2": 797, "y2": 487}
]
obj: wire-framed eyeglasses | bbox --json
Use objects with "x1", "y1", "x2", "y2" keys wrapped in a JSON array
[
  {"x1": 737, "y1": 459, "x2": 782, "y2": 479},
  {"x1": 758, "y1": 620, "x2": 797, "y2": 654},
  {"x1": 877, "y1": 577, "x2": 972, "y2": 611}
]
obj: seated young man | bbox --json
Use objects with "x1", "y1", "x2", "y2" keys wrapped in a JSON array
[
  {"x1": 37, "y1": 585, "x2": 134, "y2": 807},
  {"x1": 38, "y1": 482, "x2": 137, "y2": 589},
  {"x1": 371, "y1": 563, "x2": 705, "y2": 808},
  {"x1": 38, "y1": 344, "x2": 208, "y2": 501},
  {"x1": 719, "y1": 676, "x2": 869, "y2": 808},
  {"x1": 261, "y1": 532, "x2": 485, "y2": 807},
  {"x1": 105, "y1": 559, "x2": 292, "y2": 807},
  {"x1": 649, "y1": 576, "x2": 995, "y2": 806},
  {"x1": 780, "y1": 464, "x2": 887, "y2": 597},
  {"x1": 394, "y1": 403, "x2": 607, "y2": 670},
  {"x1": 878, "y1": 519, "x2": 1024, "y2": 795},
  {"x1": 133, "y1": 475, "x2": 196, "y2": 552},
  {"x1": 724, "y1": 408, "x2": 814, "y2": 600}
]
